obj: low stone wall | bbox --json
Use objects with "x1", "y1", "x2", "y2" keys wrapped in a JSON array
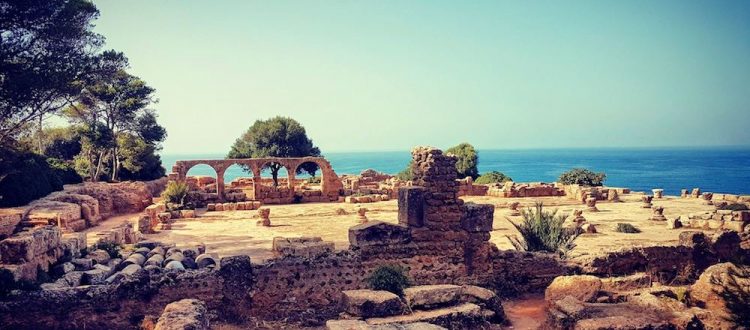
[{"x1": 486, "y1": 182, "x2": 564, "y2": 198}]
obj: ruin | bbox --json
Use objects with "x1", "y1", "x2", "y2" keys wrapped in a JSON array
[{"x1": 168, "y1": 156, "x2": 344, "y2": 204}]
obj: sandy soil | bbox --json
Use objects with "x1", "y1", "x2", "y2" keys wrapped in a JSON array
[{"x1": 83, "y1": 193, "x2": 717, "y2": 264}]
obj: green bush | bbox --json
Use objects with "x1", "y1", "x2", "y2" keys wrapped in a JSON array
[
  {"x1": 366, "y1": 264, "x2": 411, "y2": 296},
  {"x1": 445, "y1": 143, "x2": 479, "y2": 180},
  {"x1": 474, "y1": 171, "x2": 512, "y2": 184},
  {"x1": 614, "y1": 223, "x2": 641, "y2": 233},
  {"x1": 558, "y1": 168, "x2": 606, "y2": 186},
  {"x1": 161, "y1": 181, "x2": 189, "y2": 205},
  {"x1": 95, "y1": 241, "x2": 121, "y2": 259},
  {"x1": 0, "y1": 147, "x2": 81, "y2": 207},
  {"x1": 509, "y1": 202, "x2": 579, "y2": 254},
  {"x1": 720, "y1": 203, "x2": 749, "y2": 211}
]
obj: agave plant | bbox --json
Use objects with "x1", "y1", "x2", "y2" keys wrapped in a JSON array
[{"x1": 507, "y1": 202, "x2": 580, "y2": 255}]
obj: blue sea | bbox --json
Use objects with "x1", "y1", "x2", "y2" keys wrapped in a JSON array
[{"x1": 160, "y1": 147, "x2": 750, "y2": 196}]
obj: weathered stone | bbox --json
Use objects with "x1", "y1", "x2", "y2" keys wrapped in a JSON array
[
  {"x1": 581, "y1": 223, "x2": 597, "y2": 234},
  {"x1": 88, "y1": 250, "x2": 111, "y2": 265},
  {"x1": 83, "y1": 264, "x2": 113, "y2": 285},
  {"x1": 461, "y1": 203, "x2": 494, "y2": 233},
  {"x1": 349, "y1": 221, "x2": 411, "y2": 247},
  {"x1": 0, "y1": 226, "x2": 61, "y2": 264},
  {"x1": 0, "y1": 211, "x2": 22, "y2": 239},
  {"x1": 195, "y1": 254, "x2": 217, "y2": 268},
  {"x1": 145, "y1": 254, "x2": 164, "y2": 267},
  {"x1": 404, "y1": 284, "x2": 462, "y2": 308},
  {"x1": 398, "y1": 186, "x2": 425, "y2": 227},
  {"x1": 154, "y1": 299, "x2": 209, "y2": 330},
  {"x1": 650, "y1": 206, "x2": 667, "y2": 221},
  {"x1": 341, "y1": 289, "x2": 404, "y2": 318},
  {"x1": 123, "y1": 253, "x2": 146, "y2": 266},
  {"x1": 710, "y1": 230, "x2": 740, "y2": 260},
  {"x1": 272, "y1": 236, "x2": 334, "y2": 258},
  {"x1": 667, "y1": 217, "x2": 682, "y2": 229},
  {"x1": 52, "y1": 262, "x2": 75, "y2": 277},
  {"x1": 545, "y1": 275, "x2": 602, "y2": 303},
  {"x1": 71, "y1": 258, "x2": 93, "y2": 271},
  {"x1": 652, "y1": 189, "x2": 664, "y2": 199},
  {"x1": 690, "y1": 263, "x2": 750, "y2": 320},
  {"x1": 164, "y1": 260, "x2": 185, "y2": 271}
]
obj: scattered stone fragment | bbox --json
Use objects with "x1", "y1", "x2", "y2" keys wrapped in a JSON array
[
  {"x1": 545, "y1": 275, "x2": 602, "y2": 303},
  {"x1": 342, "y1": 289, "x2": 404, "y2": 318}
]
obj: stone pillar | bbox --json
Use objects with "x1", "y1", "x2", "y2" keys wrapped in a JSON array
[
  {"x1": 508, "y1": 201, "x2": 521, "y2": 216},
  {"x1": 251, "y1": 176, "x2": 261, "y2": 201},
  {"x1": 641, "y1": 195, "x2": 653, "y2": 208},
  {"x1": 357, "y1": 207, "x2": 368, "y2": 224},
  {"x1": 287, "y1": 170, "x2": 296, "y2": 193},
  {"x1": 680, "y1": 189, "x2": 689, "y2": 198},
  {"x1": 258, "y1": 208, "x2": 270, "y2": 226},
  {"x1": 398, "y1": 186, "x2": 425, "y2": 227},
  {"x1": 585, "y1": 197, "x2": 598, "y2": 212},
  {"x1": 702, "y1": 192, "x2": 714, "y2": 205},
  {"x1": 650, "y1": 206, "x2": 667, "y2": 221},
  {"x1": 216, "y1": 169, "x2": 226, "y2": 202},
  {"x1": 691, "y1": 188, "x2": 701, "y2": 198}
]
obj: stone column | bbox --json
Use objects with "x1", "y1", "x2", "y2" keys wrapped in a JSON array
[
  {"x1": 287, "y1": 170, "x2": 296, "y2": 193},
  {"x1": 251, "y1": 176, "x2": 261, "y2": 200},
  {"x1": 652, "y1": 189, "x2": 664, "y2": 199},
  {"x1": 216, "y1": 169, "x2": 226, "y2": 202}
]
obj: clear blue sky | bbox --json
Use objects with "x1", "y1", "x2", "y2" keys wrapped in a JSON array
[{"x1": 92, "y1": 1, "x2": 750, "y2": 154}]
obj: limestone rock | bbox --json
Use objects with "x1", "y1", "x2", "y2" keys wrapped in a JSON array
[
  {"x1": 341, "y1": 289, "x2": 404, "y2": 318},
  {"x1": 545, "y1": 275, "x2": 602, "y2": 303},
  {"x1": 154, "y1": 299, "x2": 209, "y2": 330},
  {"x1": 349, "y1": 221, "x2": 411, "y2": 247},
  {"x1": 690, "y1": 262, "x2": 750, "y2": 319},
  {"x1": 0, "y1": 211, "x2": 22, "y2": 239},
  {"x1": 404, "y1": 284, "x2": 462, "y2": 309}
]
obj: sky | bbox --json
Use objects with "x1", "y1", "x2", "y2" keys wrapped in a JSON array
[{"x1": 91, "y1": 1, "x2": 750, "y2": 154}]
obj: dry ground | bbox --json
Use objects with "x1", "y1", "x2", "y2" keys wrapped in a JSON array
[{"x1": 84, "y1": 193, "x2": 717, "y2": 263}]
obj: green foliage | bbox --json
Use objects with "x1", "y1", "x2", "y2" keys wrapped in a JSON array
[
  {"x1": 396, "y1": 160, "x2": 414, "y2": 181},
  {"x1": 161, "y1": 181, "x2": 189, "y2": 206},
  {"x1": 446, "y1": 143, "x2": 479, "y2": 180},
  {"x1": 510, "y1": 202, "x2": 580, "y2": 254},
  {"x1": 0, "y1": 147, "x2": 81, "y2": 207},
  {"x1": 116, "y1": 133, "x2": 165, "y2": 181},
  {"x1": 558, "y1": 168, "x2": 606, "y2": 186},
  {"x1": 366, "y1": 265, "x2": 411, "y2": 296},
  {"x1": 95, "y1": 241, "x2": 121, "y2": 259},
  {"x1": 720, "y1": 203, "x2": 749, "y2": 211},
  {"x1": 474, "y1": 171, "x2": 513, "y2": 184},
  {"x1": 0, "y1": 0, "x2": 102, "y2": 145},
  {"x1": 614, "y1": 223, "x2": 641, "y2": 233},
  {"x1": 228, "y1": 117, "x2": 321, "y2": 185},
  {"x1": 47, "y1": 158, "x2": 83, "y2": 185},
  {"x1": 713, "y1": 265, "x2": 750, "y2": 328}
]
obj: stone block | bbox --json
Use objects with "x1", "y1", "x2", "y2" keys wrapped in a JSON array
[
  {"x1": 461, "y1": 203, "x2": 494, "y2": 232},
  {"x1": 545, "y1": 275, "x2": 602, "y2": 303},
  {"x1": 0, "y1": 211, "x2": 22, "y2": 239},
  {"x1": 272, "y1": 236, "x2": 334, "y2": 258},
  {"x1": 398, "y1": 186, "x2": 426, "y2": 228},
  {"x1": 342, "y1": 289, "x2": 404, "y2": 318},
  {"x1": 154, "y1": 299, "x2": 209, "y2": 330},
  {"x1": 348, "y1": 221, "x2": 411, "y2": 247},
  {"x1": 0, "y1": 226, "x2": 61, "y2": 264},
  {"x1": 404, "y1": 284, "x2": 462, "y2": 308},
  {"x1": 180, "y1": 209, "x2": 196, "y2": 218}
]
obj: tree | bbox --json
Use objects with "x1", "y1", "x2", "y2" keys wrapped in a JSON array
[
  {"x1": 64, "y1": 52, "x2": 164, "y2": 181},
  {"x1": 446, "y1": 143, "x2": 479, "y2": 180},
  {"x1": 558, "y1": 168, "x2": 606, "y2": 186},
  {"x1": 228, "y1": 117, "x2": 321, "y2": 186},
  {"x1": 0, "y1": 0, "x2": 102, "y2": 146},
  {"x1": 475, "y1": 171, "x2": 512, "y2": 184},
  {"x1": 395, "y1": 160, "x2": 414, "y2": 181}
]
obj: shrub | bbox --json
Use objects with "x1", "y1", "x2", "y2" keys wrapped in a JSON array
[
  {"x1": 474, "y1": 171, "x2": 512, "y2": 184},
  {"x1": 366, "y1": 264, "x2": 410, "y2": 296},
  {"x1": 95, "y1": 241, "x2": 121, "y2": 259},
  {"x1": 161, "y1": 181, "x2": 189, "y2": 205},
  {"x1": 395, "y1": 160, "x2": 414, "y2": 181},
  {"x1": 614, "y1": 223, "x2": 641, "y2": 233},
  {"x1": 558, "y1": 168, "x2": 606, "y2": 186},
  {"x1": 445, "y1": 143, "x2": 479, "y2": 180},
  {"x1": 509, "y1": 202, "x2": 579, "y2": 254},
  {"x1": 720, "y1": 203, "x2": 749, "y2": 211},
  {"x1": 0, "y1": 147, "x2": 81, "y2": 207}
]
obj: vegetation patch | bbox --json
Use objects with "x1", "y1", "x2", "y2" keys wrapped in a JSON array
[
  {"x1": 366, "y1": 264, "x2": 411, "y2": 296},
  {"x1": 474, "y1": 171, "x2": 512, "y2": 184},
  {"x1": 614, "y1": 223, "x2": 641, "y2": 233},
  {"x1": 509, "y1": 202, "x2": 579, "y2": 255},
  {"x1": 558, "y1": 168, "x2": 606, "y2": 186}
]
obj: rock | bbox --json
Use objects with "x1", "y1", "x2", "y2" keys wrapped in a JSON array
[
  {"x1": 134, "y1": 247, "x2": 150, "y2": 255},
  {"x1": 690, "y1": 262, "x2": 750, "y2": 320},
  {"x1": 341, "y1": 289, "x2": 404, "y2": 317},
  {"x1": 581, "y1": 223, "x2": 597, "y2": 234},
  {"x1": 71, "y1": 258, "x2": 94, "y2": 271},
  {"x1": 83, "y1": 264, "x2": 113, "y2": 285},
  {"x1": 348, "y1": 221, "x2": 411, "y2": 247},
  {"x1": 600, "y1": 273, "x2": 651, "y2": 292},
  {"x1": 545, "y1": 275, "x2": 602, "y2": 303},
  {"x1": 403, "y1": 284, "x2": 462, "y2": 309},
  {"x1": 0, "y1": 226, "x2": 61, "y2": 263},
  {"x1": 0, "y1": 211, "x2": 22, "y2": 239},
  {"x1": 147, "y1": 246, "x2": 165, "y2": 258},
  {"x1": 154, "y1": 299, "x2": 209, "y2": 330},
  {"x1": 398, "y1": 186, "x2": 426, "y2": 227},
  {"x1": 460, "y1": 285, "x2": 505, "y2": 323},
  {"x1": 326, "y1": 320, "x2": 446, "y2": 330},
  {"x1": 87, "y1": 249, "x2": 111, "y2": 265},
  {"x1": 710, "y1": 230, "x2": 740, "y2": 260},
  {"x1": 667, "y1": 217, "x2": 682, "y2": 229},
  {"x1": 123, "y1": 253, "x2": 146, "y2": 266},
  {"x1": 62, "y1": 271, "x2": 84, "y2": 286},
  {"x1": 461, "y1": 203, "x2": 494, "y2": 232},
  {"x1": 52, "y1": 262, "x2": 75, "y2": 277},
  {"x1": 135, "y1": 240, "x2": 160, "y2": 250},
  {"x1": 165, "y1": 251, "x2": 184, "y2": 264},
  {"x1": 678, "y1": 231, "x2": 708, "y2": 249}
]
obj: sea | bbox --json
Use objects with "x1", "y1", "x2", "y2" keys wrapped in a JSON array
[{"x1": 160, "y1": 147, "x2": 750, "y2": 196}]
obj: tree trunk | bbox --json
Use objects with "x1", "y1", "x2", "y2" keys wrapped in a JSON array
[
  {"x1": 94, "y1": 150, "x2": 105, "y2": 182},
  {"x1": 111, "y1": 146, "x2": 118, "y2": 182},
  {"x1": 37, "y1": 115, "x2": 43, "y2": 154},
  {"x1": 271, "y1": 164, "x2": 279, "y2": 187}
]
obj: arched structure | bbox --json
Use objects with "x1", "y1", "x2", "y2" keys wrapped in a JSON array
[{"x1": 168, "y1": 157, "x2": 343, "y2": 203}]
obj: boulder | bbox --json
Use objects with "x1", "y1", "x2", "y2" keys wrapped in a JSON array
[
  {"x1": 341, "y1": 289, "x2": 404, "y2": 318},
  {"x1": 545, "y1": 275, "x2": 602, "y2": 303},
  {"x1": 404, "y1": 284, "x2": 462, "y2": 309},
  {"x1": 195, "y1": 254, "x2": 217, "y2": 269},
  {"x1": 710, "y1": 230, "x2": 741, "y2": 261},
  {"x1": 88, "y1": 250, "x2": 111, "y2": 265},
  {"x1": 0, "y1": 211, "x2": 23, "y2": 239},
  {"x1": 690, "y1": 262, "x2": 750, "y2": 319},
  {"x1": 154, "y1": 299, "x2": 209, "y2": 330}
]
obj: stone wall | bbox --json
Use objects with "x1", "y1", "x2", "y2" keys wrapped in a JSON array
[{"x1": 486, "y1": 181, "x2": 564, "y2": 198}]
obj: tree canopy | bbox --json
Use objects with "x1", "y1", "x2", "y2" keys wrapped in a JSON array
[
  {"x1": 474, "y1": 171, "x2": 512, "y2": 184},
  {"x1": 446, "y1": 142, "x2": 479, "y2": 180},
  {"x1": 558, "y1": 168, "x2": 606, "y2": 186},
  {"x1": 0, "y1": 0, "x2": 102, "y2": 146},
  {"x1": 228, "y1": 117, "x2": 321, "y2": 186}
]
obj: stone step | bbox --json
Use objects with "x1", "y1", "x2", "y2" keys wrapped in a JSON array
[{"x1": 365, "y1": 303, "x2": 488, "y2": 327}]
